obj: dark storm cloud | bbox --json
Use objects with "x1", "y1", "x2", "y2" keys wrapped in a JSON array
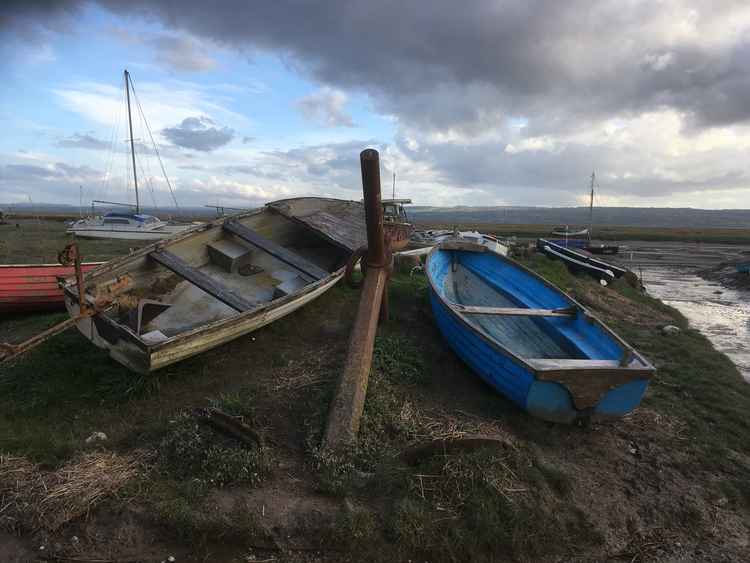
[
  {"x1": 5, "y1": 1, "x2": 750, "y2": 204},
  {"x1": 148, "y1": 33, "x2": 217, "y2": 72},
  {"x1": 8, "y1": 1, "x2": 750, "y2": 131},
  {"x1": 76, "y1": 0, "x2": 750, "y2": 134},
  {"x1": 162, "y1": 116, "x2": 235, "y2": 151}
]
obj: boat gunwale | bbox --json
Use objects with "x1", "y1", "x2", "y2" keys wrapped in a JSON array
[
  {"x1": 425, "y1": 243, "x2": 656, "y2": 380},
  {"x1": 62, "y1": 200, "x2": 346, "y2": 355},
  {"x1": 0, "y1": 262, "x2": 104, "y2": 269}
]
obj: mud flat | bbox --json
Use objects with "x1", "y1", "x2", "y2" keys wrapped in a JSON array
[{"x1": 606, "y1": 241, "x2": 750, "y2": 383}]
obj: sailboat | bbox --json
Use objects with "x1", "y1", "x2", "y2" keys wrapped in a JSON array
[
  {"x1": 583, "y1": 172, "x2": 619, "y2": 255},
  {"x1": 67, "y1": 70, "x2": 192, "y2": 241}
]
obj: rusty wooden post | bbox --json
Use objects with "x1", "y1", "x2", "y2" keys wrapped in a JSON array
[{"x1": 323, "y1": 149, "x2": 389, "y2": 451}]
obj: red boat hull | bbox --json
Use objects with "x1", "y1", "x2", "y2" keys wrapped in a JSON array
[{"x1": 0, "y1": 263, "x2": 102, "y2": 313}]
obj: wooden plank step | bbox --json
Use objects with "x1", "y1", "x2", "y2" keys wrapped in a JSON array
[
  {"x1": 450, "y1": 303, "x2": 577, "y2": 317},
  {"x1": 150, "y1": 250, "x2": 256, "y2": 312},
  {"x1": 224, "y1": 221, "x2": 329, "y2": 281}
]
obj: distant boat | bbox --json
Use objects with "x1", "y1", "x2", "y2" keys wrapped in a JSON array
[
  {"x1": 0, "y1": 263, "x2": 102, "y2": 312},
  {"x1": 551, "y1": 225, "x2": 589, "y2": 237},
  {"x1": 583, "y1": 171, "x2": 619, "y2": 254},
  {"x1": 68, "y1": 209, "x2": 189, "y2": 240},
  {"x1": 425, "y1": 241, "x2": 655, "y2": 423},
  {"x1": 381, "y1": 198, "x2": 414, "y2": 251},
  {"x1": 537, "y1": 239, "x2": 628, "y2": 286},
  {"x1": 552, "y1": 173, "x2": 619, "y2": 255},
  {"x1": 67, "y1": 70, "x2": 190, "y2": 241},
  {"x1": 63, "y1": 197, "x2": 365, "y2": 373},
  {"x1": 737, "y1": 261, "x2": 750, "y2": 274},
  {"x1": 409, "y1": 229, "x2": 508, "y2": 256}
]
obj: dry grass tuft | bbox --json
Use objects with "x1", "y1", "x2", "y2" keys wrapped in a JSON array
[
  {"x1": 0, "y1": 451, "x2": 143, "y2": 532},
  {"x1": 399, "y1": 402, "x2": 515, "y2": 445}
]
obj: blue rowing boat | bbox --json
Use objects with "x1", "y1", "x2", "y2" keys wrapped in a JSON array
[{"x1": 426, "y1": 241, "x2": 655, "y2": 423}]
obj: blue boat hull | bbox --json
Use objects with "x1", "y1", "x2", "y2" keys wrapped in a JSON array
[
  {"x1": 426, "y1": 247, "x2": 653, "y2": 423},
  {"x1": 737, "y1": 262, "x2": 750, "y2": 274}
]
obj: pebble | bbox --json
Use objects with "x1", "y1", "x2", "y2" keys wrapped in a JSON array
[
  {"x1": 85, "y1": 431, "x2": 108, "y2": 444},
  {"x1": 661, "y1": 325, "x2": 681, "y2": 336}
]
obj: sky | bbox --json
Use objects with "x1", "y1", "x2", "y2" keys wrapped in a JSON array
[{"x1": 1, "y1": 0, "x2": 750, "y2": 210}]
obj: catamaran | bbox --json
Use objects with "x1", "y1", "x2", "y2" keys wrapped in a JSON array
[{"x1": 67, "y1": 70, "x2": 191, "y2": 241}]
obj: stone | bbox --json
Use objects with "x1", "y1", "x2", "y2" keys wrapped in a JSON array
[
  {"x1": 661, "y1": 325, "x2": 681, "y2": 336},
  {"x1": 85, "y1": 431, "x2": 108, "y2": 444}
]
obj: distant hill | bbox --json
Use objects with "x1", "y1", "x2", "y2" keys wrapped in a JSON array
[
  {"x1": 409, "y1": 206, "x2": 750, "y2": 228},
  {"x1": 2, "y1": 202, "x2": 750, "y2": 228},
  {"x1": 0, "y1": 203, "x2": 220, "y2": 219}
]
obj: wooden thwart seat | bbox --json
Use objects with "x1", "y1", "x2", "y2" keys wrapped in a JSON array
[
  {"x1": 150, "y1": 250, "x2": 256, "y2": 312},
  {"x1": 224, "y1": 221, "x2": 329, "y2": 282},
  {"x1": 450, "y1": 303, "x2": 577, "y2": 317}
]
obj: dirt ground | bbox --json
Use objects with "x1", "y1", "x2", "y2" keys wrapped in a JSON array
[{"x1": 1, "y1": 245, "x2": 749, "y2": 561}]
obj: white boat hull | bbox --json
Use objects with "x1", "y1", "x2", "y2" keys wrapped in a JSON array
[{"x1": 67, "y1": 225, "x2": 191, "y2": 240}]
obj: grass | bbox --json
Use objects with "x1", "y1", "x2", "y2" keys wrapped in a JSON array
[
  {"x1": 156, "y1": 412, "x2": 271, "y2": 487},
  {"x1": 416, "y1": 221, "x2": 750, "y2": 244},
  {"x1": 0, "y1": 219, "x2": 147, "y2": 265},
  {"x1": 2, "y1": 231, "x2": 750, "y2": 560}
]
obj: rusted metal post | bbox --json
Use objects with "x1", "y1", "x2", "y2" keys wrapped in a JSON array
[{"x1": 323, "y1": 149, "x2": 390, "y2": 451}]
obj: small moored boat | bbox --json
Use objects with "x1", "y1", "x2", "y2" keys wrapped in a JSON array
[
  {"x1": 63, "y1": 197, "x2": 365, "y2": 373},
  {"x1": 538, "y1": 238, "x2": 627, "y2": 285},
  {"x1": 0, "y1": 263, "x2": 102, "y2": 312},
  {"x1": 426, "y1": 241, "x2": 655, "y2": 423}
]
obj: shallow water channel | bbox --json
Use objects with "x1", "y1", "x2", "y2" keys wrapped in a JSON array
[{"x1": 642, "y1": 267, "x2": 750, "y2": 382}]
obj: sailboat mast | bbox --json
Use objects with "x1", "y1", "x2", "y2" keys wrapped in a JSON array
[
  {"x1": 124, "y1": 70, "x2": 140, "y2": 214},
  {"x1": 588, "y1": 171, "x2": 595, "y2": 241},
  {"x1": 392, "y1": 171, "x2": 396, "y2": 199}
]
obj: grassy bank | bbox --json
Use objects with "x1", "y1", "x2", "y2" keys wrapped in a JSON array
[
  {"x1": 0, "y1": 219, "x2": 145, "y2": 264},
  {"x1": 416, "y1": 221, "x2": 750, "y2": 244},
  {"x1": 1, "y1": 257, "x2": 749, "y2": 561}
]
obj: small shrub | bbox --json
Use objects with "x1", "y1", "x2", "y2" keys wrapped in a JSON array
[
  {"x1": 157, "y1": 413, "x2": 270, "y2": 487},
  {"x1": 373, "y1": 334, "x2": 428, "y2": 385}
]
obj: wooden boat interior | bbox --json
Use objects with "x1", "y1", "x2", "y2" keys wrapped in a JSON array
[
  {"x1": 433, "y1": 249, "x2": 641, "y2": 368},
  {"x1": 83, "y1": 209, "x2": 349, "y2": 341}
]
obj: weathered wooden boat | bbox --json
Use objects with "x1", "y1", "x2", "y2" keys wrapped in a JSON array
[
  {"x1": 538, "y1": 238, "x2": 627, "y2": 285},
  {"x1": 426, "y1": 242, "x2": 655, "y2": 423},
  {"x1": 63, "y1": 197, "x2": 365, "y2": 373},
  {"x1": 0, "y1": 263, "x2": 103, "y2": 313}
]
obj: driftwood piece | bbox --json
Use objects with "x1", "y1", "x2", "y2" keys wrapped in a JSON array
[
  {"x1": 192, "y1": 407, "x2": 264, "y2": 447},
  {"x1": 402, "y1": 435, "x2": 510, "y2": 465}
]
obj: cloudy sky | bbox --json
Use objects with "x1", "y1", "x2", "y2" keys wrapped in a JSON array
[{"x1": 2, "y1": 1, "x2": 750, "y2": 210}]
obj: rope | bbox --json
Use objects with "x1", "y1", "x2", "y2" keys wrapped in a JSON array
[{"x1": 128, "y1": 75, "x2": 181, "y2": 212}]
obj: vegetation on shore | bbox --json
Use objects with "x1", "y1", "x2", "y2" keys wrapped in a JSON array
[
  {"x1": 417, "y1": 221, "x2": 750, "y2": 244},
  {"x1": 1, "y1": 246, "x2": 749, "y2": 561}
]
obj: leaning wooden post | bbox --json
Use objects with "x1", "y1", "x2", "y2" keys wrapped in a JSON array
[{"x1": 323, "y1": 149, "x2": 389, "y2": 451}]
